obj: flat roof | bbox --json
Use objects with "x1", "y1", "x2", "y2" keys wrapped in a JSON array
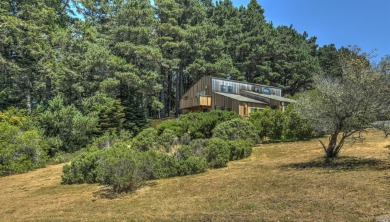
[
  {"x1": 242, "y1": 90, "x2": 296, "y2": 103},
  {"x1": 214, "y1": 92, "x2": 268, "y2": 104}
]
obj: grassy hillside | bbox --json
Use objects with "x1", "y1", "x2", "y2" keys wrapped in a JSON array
[{"x1": 1, "y1": 130, "x2": 390, "y2": 221}]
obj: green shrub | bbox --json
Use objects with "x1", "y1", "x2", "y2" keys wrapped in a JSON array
[
  {"x1": 0, "y1": 108, "x2": 48, "y2": 176},
  {"x1": 248, "y1": 107, "x2": 284, "y2": 141},
  {"x1": 156, "y1": 119, "x2": 184, "y2": 137},
  {"x1": 228, "y1": 139, "x2": 253, "y2": 160},
  {"x1": 97, "y1": 150, "x2": 144, "y2": 193},
  {"x1": 177, "y1": 156, "x2": 208, "y2": 176},
  {"x1": 158, "y1": 129, "x2": 178, "y2": 152},
  {"x1": 131, "y1": 128, "x2": 159, "y2": 151},
  {"x1": 212, "y1": 118, "x2": 260, "y2": 144},
  {"x1": 283, "y1": 105, "x2": 314, "y2": 140},
  {"x1": 137, "y1": 150, "x2": 178, "y2": 179},
  {"x1": 179, "y1": 110, "x2": 240, "y2": 139},
  {"x1": 61, "y1": 149, "x2": 105, "y2": 184},
  {"x1": 189, "y1": 139, "x2": 209, "y2": 157},
  {"x1": 174, "y1": 145, "x2": 208, "y2": 176},
  {"x1": 205, "y1": 138, "x2": 230, "y2": 168}
]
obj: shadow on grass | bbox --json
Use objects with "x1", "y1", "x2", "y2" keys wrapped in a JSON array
[
  {"x1": 92, "y1": 182, "x2": 158, "y2": 199},
  {"x1": 281, "y1": 156, "x2": 390, "y2": 171}
]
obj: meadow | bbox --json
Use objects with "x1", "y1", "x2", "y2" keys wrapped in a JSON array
[{"x1": 1, "y1": 129, "x2": 389, "y2": 221}]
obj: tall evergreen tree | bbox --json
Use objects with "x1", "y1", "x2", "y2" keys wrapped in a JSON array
[
  {"x1": 0, "y1": 0, "x2": 67, "y2": 111},
  {"x1": 155, "y1": 0, "x2": 185, "y2": 117}
]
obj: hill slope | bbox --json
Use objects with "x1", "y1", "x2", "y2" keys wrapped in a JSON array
[{"x1": 1, "y1": 130, "x2": 390, "y2": 221}]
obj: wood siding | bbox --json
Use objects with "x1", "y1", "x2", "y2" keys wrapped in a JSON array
[
  {"x1": 182, "y1": 76, "x2": 212, "y2": 99},
  {"x1": 212, "y1": 92, "x2": 267, "y2": 116},
  {"x1": 180, "y1": 76, "x2": 285, "y2": 117},
  {"x1": 180, "y1": 96, "x2": 211, "y2": 109},
  {"x1": 180, "y1": 76, "x2": 212, "y2": 110}
]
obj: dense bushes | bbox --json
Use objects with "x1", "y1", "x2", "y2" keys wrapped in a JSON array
[
  {"x1": 212, "y1": 118, "x2": 260, "y2": 144},
  {"x1": 179, "y1": 110, "x2": 240, "y2": 139},
  {"x1": 61, "y1": 108, "x2": 313, "y2": 193},
  {"x1": 248, "y1": 106, "x2": 314, "y2": 141},
  {"x1": 0, "y1": 108, "x2": 48, "y2": 176},
  {"x1": 62, "y1": 111, "x2": 255, "y2": 192}
]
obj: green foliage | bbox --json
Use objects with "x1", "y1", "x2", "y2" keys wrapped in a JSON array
[
  {"x1": 248, "y1": 106, "x2": 314, "y2": 141},
  {"x1": 158, "y1": 129, "x2": 178, "y2": 152},
  {"x1": 179, "y1": 110, "x2": 241, "y2": 139},
  {"x1": 156, "y1": 120, "x2": 184, "y2": 137},
  {"x1": 61, "y1": 149, "x2": 104, "y2": 184},
  {"x1": 176, "y1": 156, "x2": 208, "y2": 176},
  {"x1": 131, "y1": 128, "x2": 159, "y2": 151},
  {"x1": 228, "y1": 139, "x2": 253, "y2": 161},
  {"x1": 212, "y1": 118, "x2": 260, "y2": 144},
  {"x1": 35, "y1": 96, "x2": 98, "y2": 155},
  {"x1": 248, "y1": 107, "x2": 284, "y2": 140},
  {"x1": 81, "y1": 93, "x2": 126, "y2": 135},
  {"x1": 205, "y1": 138, "x2": 230, "y2": 168},
  {"x1": 0, "y1": 108, "x2": 48, "y2": 176},
  {"x1": 283, "y1": 105, "x2": 314, "y2": 140}
]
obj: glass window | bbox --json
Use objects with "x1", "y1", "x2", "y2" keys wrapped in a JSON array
[
  {"x1": 221, "y1": 85, "x2": 227, "y2": 92},
  {"x1": 228, "y1": 86, "x2": 233, "y2": 93}
]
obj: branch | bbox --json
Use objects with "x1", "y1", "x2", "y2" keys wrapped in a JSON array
[{"x1": 319, "y1": 139, "x2": 327, "y2": 153}]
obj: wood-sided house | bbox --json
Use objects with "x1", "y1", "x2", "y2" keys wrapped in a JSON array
[{"x1": 179, "y1": 76, "x2": 295, "y2": 117}]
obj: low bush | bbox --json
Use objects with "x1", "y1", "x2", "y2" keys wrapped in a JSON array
[
  {"x1": 189, "y1": 139, "x2": 209, "y2": 157},
  {"x1": 228, "y1": 139, "x2": 253, "y2": 161},
  {"x1": 158, "y1": 129, "x2": 178, "y2": 152},
  {"x1": 248, "y1": 106, "x2": 315, "y2": 141},
  {"x1": 156, "y1": 119, "x2": 184, "y2": 137},
  {"x1": 131, "y1": 128, "x2": 159, "y2": 151},
  {"x1": 61, "y1": 149, "x2": 105, "y2": 184},
  {"x1": 212, "y1": 118, "x2": 260, "y2": 144},
  {"x1": 177, "y1": 156, "x2": 208, "y2": 176},
  {"x1": 205, "y1": 138, "x2": 230, "y2": 168},
  {"x1": 179, "y1": 110, "x2": 241, "y2": 139}
]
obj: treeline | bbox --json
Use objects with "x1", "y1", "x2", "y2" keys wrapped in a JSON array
[{"x1": 3, "y1": 0, "x2": 385, "y2": 131}]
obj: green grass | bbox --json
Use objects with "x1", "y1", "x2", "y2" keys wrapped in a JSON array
[{"x1": 0, "y1": 130, "x2": 390, "y2": 221}]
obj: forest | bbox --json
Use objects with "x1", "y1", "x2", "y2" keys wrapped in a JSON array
[{"x1": 1, "y1": 0, "x2": 390, "y2": 179}]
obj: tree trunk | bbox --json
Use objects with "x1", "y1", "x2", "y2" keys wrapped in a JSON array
[
  {"x1": 160, "y1": 67, "x2": 166, "y2": 118},
  {"x1": 320, "y1": 129, "x2": 340, "y2": 159}
]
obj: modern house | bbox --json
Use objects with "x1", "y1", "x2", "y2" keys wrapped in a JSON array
[{"x1": 179, "y1": 76, "x2": 295, "y2": 117}]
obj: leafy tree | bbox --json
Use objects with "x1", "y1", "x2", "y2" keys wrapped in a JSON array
[
  {"x1": 317, "y1": 44, "x2": 343, "y2": 78},
  {"x1": 0, "y1": 0, "x2": 67, "y2": 111},
  {"x1": 81, "y1": 93, "x2": 125, "y2": 135},
  {"x1": 36, "y1": 96, "x2": 98, "y2": 155},
  {"x1": 257, "y1": 26, "x2": 320, "y2": 95},
  {"x1": 296, "y1": 52, "x2": 390, "y2": 159}
]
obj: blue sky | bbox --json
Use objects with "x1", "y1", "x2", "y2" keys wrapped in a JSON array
[{"x1": 233, "y1": 0, "x2": 390, "y2": 62}]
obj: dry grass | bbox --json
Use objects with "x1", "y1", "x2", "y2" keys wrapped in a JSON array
[{"x1": 1, "y1": 130, "x2": 390, "y2": 221}]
